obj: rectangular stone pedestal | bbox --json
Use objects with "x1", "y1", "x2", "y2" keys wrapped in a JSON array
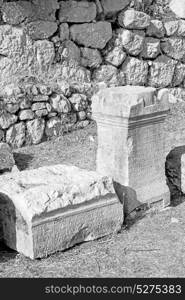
[
  {"x1": 0, "y1": 164, "x2": 123, "y2": 259},
  {"x1": 92, "y1": 86, "x2": 178, "y2": 208}
]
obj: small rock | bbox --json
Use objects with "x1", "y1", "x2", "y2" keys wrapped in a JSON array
[
  {"x1": 118, "y1": 9, "x2": 151, "y2": 29},
  {"x1": 26, "y1": 118, "x2": 45, "y2": 145},
  {"x1": 0, "y1": 142, "x2": 15, "y2": 172},
  {"x1": 68, "y1": 94, "x2": 88, "y2": 112},
  {"x1": 6, "y1": 122, "x2": 26, "y2": 148},
  {"x1": 50, "y1": 94, "x2": 71, "y2": 113},
  {"x1": 19, "y1": 109, "x2": 35, "y2": 121}
]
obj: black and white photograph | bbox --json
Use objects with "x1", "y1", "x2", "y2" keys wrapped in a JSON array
[{"x1": 0, "y1": 0, "x2": 184, "y2": 297}]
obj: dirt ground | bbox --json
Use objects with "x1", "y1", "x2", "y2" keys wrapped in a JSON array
[{"x1": 1, "y1": 122, "x2": 185, "y2": 278}]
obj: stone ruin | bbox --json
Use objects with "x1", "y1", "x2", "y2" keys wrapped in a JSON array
[
  {"x1": 1, "y1": 0, "x2": 185, "y2": 259},
  {"x1": 1, "y1": 85, "x2": 185, "y2": 259}
]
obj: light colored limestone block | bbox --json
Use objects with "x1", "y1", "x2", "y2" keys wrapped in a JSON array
[
  {"x1": 0, "y1": 164, "x2": 122, "y2": 259},
  {"x1": 92, "y1": 86, "x2": 185, "y2": 208}
]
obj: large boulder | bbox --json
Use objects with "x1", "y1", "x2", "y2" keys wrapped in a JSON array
[
  {"x1": 70, "y1": 22, "x2": 112, "y2": 49},
  {"x1": 59, "y1": 1, "x2": 97, "y2": 23}
]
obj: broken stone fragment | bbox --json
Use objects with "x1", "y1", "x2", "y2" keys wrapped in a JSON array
[{"x1": 0, "y1": 164, "x2": 123, "y2": 259}]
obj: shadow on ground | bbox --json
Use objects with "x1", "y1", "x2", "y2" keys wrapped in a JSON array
[{"x1": 13, "y1": 152, "x2": 34, "y2": 170}]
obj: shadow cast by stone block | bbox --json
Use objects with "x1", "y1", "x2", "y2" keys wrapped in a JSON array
[
  {"x1": 13, "y1": 152, "x2": 33, "y2": 171},
  {"x1": 113, "y1": 181, "x2": 145, "y2": 220},
  {"x1": 0, "y1": 193, "x2": 17, "y2": 262}
]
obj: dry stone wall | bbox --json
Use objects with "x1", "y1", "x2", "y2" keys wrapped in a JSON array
[{"x1": 0, "y1": 0, "x2": 184, "y2": 148}]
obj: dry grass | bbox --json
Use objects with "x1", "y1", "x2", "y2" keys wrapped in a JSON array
[{"x1": 1, "y1": 122, "x2": 185, "y2": 278}]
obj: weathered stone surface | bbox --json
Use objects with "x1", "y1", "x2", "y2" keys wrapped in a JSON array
[
  {"x1": 0, "y1": 164, "x2": 122, "y2": 259},
  {"x1": 169, "y1": 0, "x2": 185, "y2": 19},
  {"x1": 68, "y1": 94, "x2": 88, "y2": 112},
  {"x1": 59, "y1": 23, "x2": 69, "y2": 41},
  {"x1": 0, "y1": 142, "x2": 15, "y2": 172},
  {"x1": 19, "y1": 109, "x2": 35, "y2": 121},
  {"x1": 148, "y1": 55, "x2": 177, "y2": 88},
  {"x1": 35, "y1": 109, "x2": 48, "y2": 118},
  {"x1": 173, "y1": 63, "x2": 185, "y2": 86},
  {"x1": 164, "y1": 20, "x2": 179, "y2": 36},
  {"x1": 77, "y1": 111, "x2": 87, "y2": 121},
  {"x1": 26, "y1": 118, "x2": 45, "y2": 145},
  {"x1": 146, "y1": 19, "x2": 165, "y2": 38},
  {"x1": 101, "y1": 0, "x2": 131, "y2": 16},
  {"x1": 34, "y1": 40, "x2": 55, "y2": 71},
  {"x1": 117, "y1": 29, "x2": 145, "y2": 56},
  {"x1": 31, "y1": 102, "x2": 46, "y2": 111},
  {"x1": 58, "y1": 40, "x2": 81, "y2": 64},
  {"x1": 92, "y1": 86, "x2": 175, "y2": 209},
  {"x1": 161, "y1": 37, "x2": 185, "y2": 61},
  {"x1": 59, "y1": 1, "x2": 97, "y2": 23},
  {"x1": 70, "y1": 22, "x2": 112, "y2": 49},
  {"x1": 45, "y1": 117, "x2": 63, "y2": 137},
  {"x1": 0, "y1": 112, "x2": 18, "y2": 130},
  {"x1": 141, "y1": 37, "x2": 160, "y2": 59},
  {"x1": 92, "y1": 64, "x2": 120, "y2": 87},
  {"x1": 1, "y1": 0, "x2": 59, "y2": 24},
  {"x1": 104, "y1": 46, "x2": 126, "y2": 67},
  {"x1": 121, "y1": 57, "x2": 148, "y2": 86},
  {"x1": 50, "y1": 94, "x2": 71, "y2": 113},
  {"x1": 0, "y1": 25, "x2": 31, "y2": 58},
  {"x1": 37, "y1": 85, "x2": 52, "y2": 96},
  {"x1": 81, "y1": 47, "x2": 102, "y2": 68},
  {"x1": 177, "y1": 20, "x2": 185, "y2": 37},
  {"x1": 0, "y1": 1, "x2": 34, "y2": 25},
  {"x1": 6, "y1": 122, "x2": 26, "y2": 148},
  {"x1": 20, "y1": 97, "x2": 32, "y2": 109},
  {"x1": 25, "y1": 21, "x2": 58, "y2": 40},
  {"x1": 5, "y1": 102, "x2": 20, "y2": 114},
  {"x1": 33, "y1": 95, "x2": 49, "y2": 102},
  {"x1": 118, "y1": 9, "x2": 151, "y2": 29}
]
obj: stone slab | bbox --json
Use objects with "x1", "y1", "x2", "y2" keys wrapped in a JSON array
[{"x1": 0, "y1": 164, "x2": 123, "y2": 259}]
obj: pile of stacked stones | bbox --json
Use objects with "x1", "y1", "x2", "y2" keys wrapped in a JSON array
[
  {"x1": 0, "y1": 0, "x2": 185, "y2": 147},
  {"x1": 0, "y1": 83, "x2": 90, "y2": 148}
]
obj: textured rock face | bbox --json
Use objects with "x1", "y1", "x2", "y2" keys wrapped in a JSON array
[
  {"x1": 118, "y1": 9, "x2": 151, "y2": 29},
  {"x1": 0, "y1": 164, "x2": 123, "y2": 258},
  {"x1": 148, "y1": 55, "x2": 177, "y2": 88},
  {"x1": 26, "y1": 118, "x2": 45, "y2": 145},
  {"x1": 1, "y1": 1, "x2": 185, "y2": 148},
  {"x1": 101, "y1": 0, "x2": 131, "y2": 16},
  {"x1": 59, "y1": 1, "x2": 97, "y2": 23},
  {"x1": 6, "y1": 122, "x2": 26, "y2": 148},
  {"x1": 121, "y1": 57, "x2": 148, "y2": 85},
  {"x1": 0, "y1": 142, "x2": 15, "y2": 172},
  {"x1": 70, "y1": 22, "x2": 112, "y2": 49}
]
